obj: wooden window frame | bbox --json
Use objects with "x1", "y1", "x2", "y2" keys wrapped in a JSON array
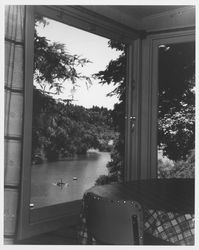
[
  {"x1": 140, "y1": 29, "x2": 195, "y2": 180},
  {"x1": 17, "y1": 5, "x2": 140, "y2": 240}
]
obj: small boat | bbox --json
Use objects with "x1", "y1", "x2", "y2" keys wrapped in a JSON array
[
  {"x1": 56, "y1": 179, "x2": 65, "y2": 186},
  {"x1": 73, "y1": 177, "x2": 78, "y2": 180},
  {"x1": 29, "y1": 203, "x2": 34, "y2": 208},
  {"x1": 52, "y1": 182, "x2": 69, "y2": 188}
]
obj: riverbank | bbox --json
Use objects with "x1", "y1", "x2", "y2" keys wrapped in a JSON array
[{"x1": 33, "y1": 148, "x2": 109, "y2": 165}]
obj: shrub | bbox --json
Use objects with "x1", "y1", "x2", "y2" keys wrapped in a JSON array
[{"x1": 158, "y1": 150, "x2": 195, "y2": 178}]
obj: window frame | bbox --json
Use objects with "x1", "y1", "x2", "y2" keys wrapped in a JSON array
[
  {"x1": 140, "y1": 30, "x2": 195, "y2": 179},
  {"x1": 17, "y1": 5, "x2": 140, "y2": 240}
]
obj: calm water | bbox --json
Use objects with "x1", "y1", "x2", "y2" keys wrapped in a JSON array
[{"x1": 30, "y1": 151, "x2": 110, "y2": 208}]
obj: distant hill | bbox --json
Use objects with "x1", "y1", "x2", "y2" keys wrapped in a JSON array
[{"x1": 32, "y1": 88, "x2": 118, "y2": 163}]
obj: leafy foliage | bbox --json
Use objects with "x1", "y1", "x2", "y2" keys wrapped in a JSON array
[
  {"x1": 32, "y1": 16, "x2": 117, "y2": 164},
  {"x1": 158, "y1": 43, "x2": 195, "y2": 161},
  {"x1": 94, "y1": 41, "x2": 127, "y2": 184},
  {"x1": 32, "y1": 89, "x2": 116, "y2": 163},
  {"x1": 158, "y1": 150, "x2": 195, "y2": 178},
  {"x1": 34, "y1": 16, "x2": 91, "y2": 95}
]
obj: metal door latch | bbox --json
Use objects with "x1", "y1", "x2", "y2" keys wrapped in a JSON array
[{"x1": 130, "y1": 116, "x2": 136, "y2": 130}]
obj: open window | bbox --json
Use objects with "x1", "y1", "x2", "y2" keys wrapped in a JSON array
[
  {"x1": 31, "y1": 15, "x2": 127, "y2": 209},
  {"x1": 15, "y1": 5, "x2": 195, "y2": 241},
  {"x1": 17, "y1": 6, "x2": 141, "y2": 240}
]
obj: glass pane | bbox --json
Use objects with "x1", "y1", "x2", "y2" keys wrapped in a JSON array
[
  {"x1": 30, "y1": 16, "x2": 127, "y2": 208},
  {"x1": 157, "y1": 42, "x2": 195, "y2": 178}
]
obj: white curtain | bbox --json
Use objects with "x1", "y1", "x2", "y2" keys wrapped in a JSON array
[{"x1": 4, "y1": 5, "x2": 25, "y2": 244}]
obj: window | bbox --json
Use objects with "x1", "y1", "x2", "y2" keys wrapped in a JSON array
[
  {"x1": 140, "y1": 30, "x2": 195, "y2": 179},
  {"x1": 18, "y1": 6, "x2": 138, "y2": 239},
  {"x1": 31, "y1": 16, "x2": 127, "y2": 209}
]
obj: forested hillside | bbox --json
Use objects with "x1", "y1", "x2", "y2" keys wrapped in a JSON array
[{"x1": 32, "y1": 88, "x2": 117, "y2": 164}]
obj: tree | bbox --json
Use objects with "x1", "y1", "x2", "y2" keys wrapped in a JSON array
[
  {"x1": 158, "y1": 42, "x2": 195, "y2": 161},
  {"x1": 158, "y1": 150, "x2": 194, "y2": 179},
  {"x1": 32, "y1": 16, "x2": 93, "y2": 162},
  {"x1": 34, "y1": 15, "x2": 91, "y2": 95},
  {"x1": 32, "y1": 88, "x2": 116, "y2": 163},
  {"x1": 94, "y1": 40, "x2": 127, "y2": 182}
]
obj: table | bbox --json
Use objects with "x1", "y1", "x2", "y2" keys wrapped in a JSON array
[{"x1": 78, "y1": 179, "x2": 194, "y2": 245}]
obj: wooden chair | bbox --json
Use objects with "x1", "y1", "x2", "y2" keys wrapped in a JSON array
[{"x1": 84, "y1": 192, "x2": 144, "y2": 245}]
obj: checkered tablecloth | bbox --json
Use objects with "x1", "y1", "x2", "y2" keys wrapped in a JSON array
[
  {"x1": 144, "y1": 209, "x2": 194, "y2": 245},
  {"x1": 77, "y1": 203, "x2": 195, "y2": 245}
]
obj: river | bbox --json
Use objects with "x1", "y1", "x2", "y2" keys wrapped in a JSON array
[{"x1": 30, "y1": 151, "x2": 110, "y2": 208}]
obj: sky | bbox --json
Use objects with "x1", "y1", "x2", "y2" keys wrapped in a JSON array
[{"x1": 36, "y1": 17, "x2": 123, "y2": 110}]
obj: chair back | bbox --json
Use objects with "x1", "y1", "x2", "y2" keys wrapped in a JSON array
[{"x1": 84, "y1": 192, "x2": 144, "y2": 245}]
